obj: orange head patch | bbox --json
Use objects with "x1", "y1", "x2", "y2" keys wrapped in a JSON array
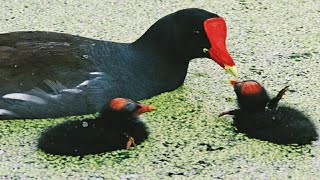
[{"x1": 109, "y1": 98, "x2": 129, "y2": 111}]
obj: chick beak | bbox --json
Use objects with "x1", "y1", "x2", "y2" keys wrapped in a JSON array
[
  {"x1": 230, "y1": 80, "x2": 238, "y2": 87},
  {"x1": 136, "y1": 104, "x2": 156, "y2": 114}
]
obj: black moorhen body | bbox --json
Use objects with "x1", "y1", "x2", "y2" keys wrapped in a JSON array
[
  {"x1": 220, "y1": 80, "x2": 318, "y2": 145},
  {"x1": 0, "y1": 8, "x2": 237, "y2": 119},
  {"x1": 38, "y1": 98, "x2": 155, "y2": 156}
]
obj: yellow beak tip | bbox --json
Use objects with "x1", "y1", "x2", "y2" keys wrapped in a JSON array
[
  {"x1": 148, "y1": 106, "x2": 156, "y2": 111},
  {"x1": 224, "y1": 65, "x2": 238, "y2": 77}
]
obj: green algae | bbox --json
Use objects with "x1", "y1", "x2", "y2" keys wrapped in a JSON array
[{"x1": 0, "y1": 86, "x2": 319, "y2": 179}]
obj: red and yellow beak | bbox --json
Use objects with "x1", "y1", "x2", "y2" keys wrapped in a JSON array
[
  {"x1": 204, "y1": 18, "x2": 238, "y2": 77},
  {"x1": 136, "y1": 103, "x2": 156, "y2": 115}
]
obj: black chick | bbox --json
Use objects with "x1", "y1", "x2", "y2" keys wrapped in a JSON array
[
  {"x1": 220, "y1": 80, "x2": 318, "y2": 145},
  {"x1": 38, "y1": 98, "x2": 156, "y2": 156}
]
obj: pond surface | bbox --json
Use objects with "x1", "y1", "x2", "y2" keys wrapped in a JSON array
[{"x1": 0, "y1": 0, "x2": 319, "y2": 179}]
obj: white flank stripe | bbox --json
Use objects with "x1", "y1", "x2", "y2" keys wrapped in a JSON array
[
  {"x1": 2, "y1": 93, "x2": 46, "y2": 105},
  {"x1": 0, "y1": 109, "x2": 15, "y2": 116},
  {"x1": 90, "y1": 72, "x2": 105, "y2": 75}
]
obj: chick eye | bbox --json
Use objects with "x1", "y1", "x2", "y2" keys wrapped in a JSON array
[
  {"x1": 124, "y1": 102, "x2": 136, "y2": 111},
  {"x1": 193, "y1": 30, "x2": 200, "y2": 35}
]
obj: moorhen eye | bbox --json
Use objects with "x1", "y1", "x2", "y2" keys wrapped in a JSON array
[{"x1": 193, "y1": 30, "x2": 200, "y2": 35}]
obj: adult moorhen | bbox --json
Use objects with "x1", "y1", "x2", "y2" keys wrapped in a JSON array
[{"x1": 0, "y1": 8, "x2": 237, "y2": 119}]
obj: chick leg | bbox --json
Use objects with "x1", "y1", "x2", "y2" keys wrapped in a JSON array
[
  {"x1": 218, "y1": 110, "x2": 236, "y2": 117},
  {"x1": 124, "y1": 133, "x2": 136, "y2": 150}
]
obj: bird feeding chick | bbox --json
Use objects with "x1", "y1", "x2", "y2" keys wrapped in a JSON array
[
  {"x1": 38, "y1": 98, "x2": 156, "y2": 156},
  {"x1": 219, "y1": 80, "x2": 318, "y2": 145}
]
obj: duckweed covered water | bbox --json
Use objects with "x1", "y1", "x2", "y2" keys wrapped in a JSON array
[{"x1": 0, "y1": 0, "x2": 320, "y2": 179}]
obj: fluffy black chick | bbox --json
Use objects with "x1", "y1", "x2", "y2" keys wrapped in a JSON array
[
  {"x1": 220, "y1": 80, "x2": 318, "y2": 145},
  {"x1": 38, "y1": 98, "x2": 156, "y2": 156}
]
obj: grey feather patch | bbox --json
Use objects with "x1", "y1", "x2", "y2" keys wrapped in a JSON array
[
  {"x1": 2, "y1": 93, "x2": 47, "y2": 105},
  {"x1": 43, "y1": 80, "x2": 67, "y2": 94},
  {"x1": 78, "y1": 80, "x2": 90, "y2": 87}
]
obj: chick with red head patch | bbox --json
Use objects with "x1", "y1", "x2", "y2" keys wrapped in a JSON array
[
  {"x1": 220, "y1": 80, "x2": 318, "y2": 145},
  {"x1": 38, "y1": 98, "x2": 156, "y2": 156}
]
